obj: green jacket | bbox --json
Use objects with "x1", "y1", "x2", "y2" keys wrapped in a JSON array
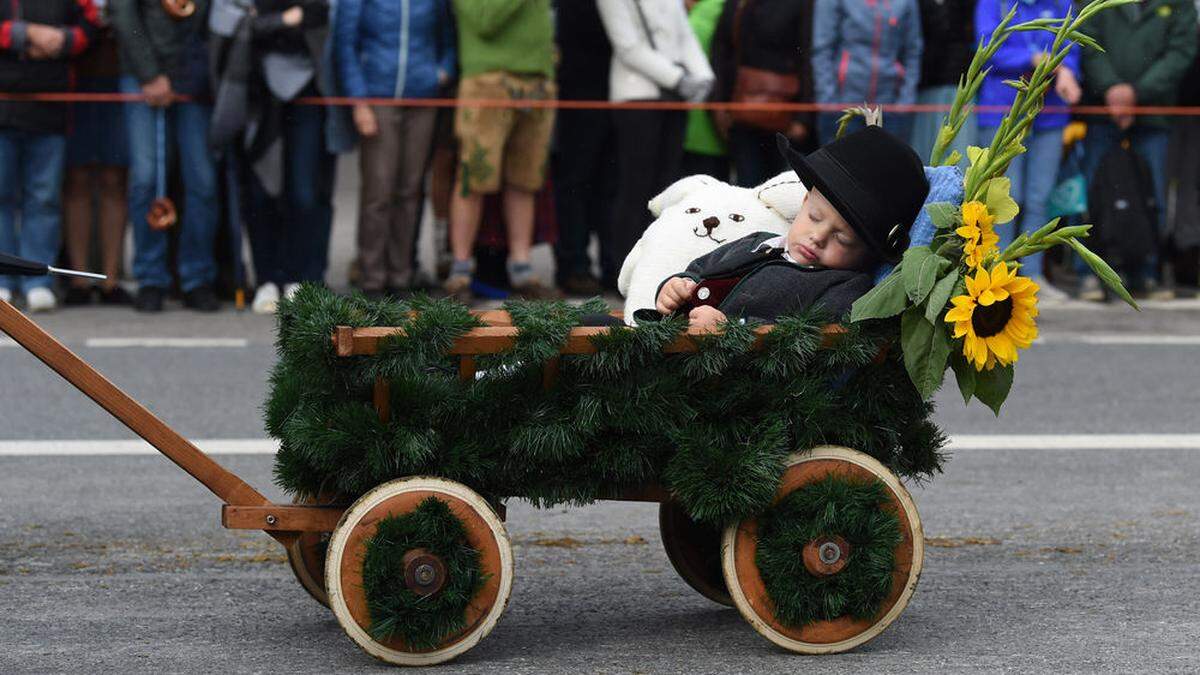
[
  {"x1": 1077, "y1": 0, "x2": 1198, "y2": 128},
  {"x1": 110, "y1": 0, "x2": 211, "y2": 86},
  {"x1": 684, "y1": 0, "x2": 727, "y2": 157},
  {"x1": 452, "y1": 0, "x2": 554, "y2": 79}
]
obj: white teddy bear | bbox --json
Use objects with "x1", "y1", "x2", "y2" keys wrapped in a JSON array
[{"x1": 617, "y1": 171, "x2": 809, "y2": 324}]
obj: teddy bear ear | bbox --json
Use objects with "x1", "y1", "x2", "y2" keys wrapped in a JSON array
[
  {"x1": 755, "y1": 171, "x2": 807, "y2": 222},
  {"x1": 647, "y1": 174, "x2": 720, "y2": 217}
]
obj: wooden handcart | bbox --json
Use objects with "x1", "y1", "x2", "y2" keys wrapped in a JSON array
[{"x1": 0, "y1": 301, "x2": 923, "y2": 666}]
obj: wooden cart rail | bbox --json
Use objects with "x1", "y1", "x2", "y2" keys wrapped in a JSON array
[{"x1": 332, "y1": 311, "x2": 847, "y2": 358}]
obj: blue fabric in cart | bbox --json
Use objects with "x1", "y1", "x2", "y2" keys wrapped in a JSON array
[{"x1": 874, "y1": 164, "x2": 964, "y2": 283}]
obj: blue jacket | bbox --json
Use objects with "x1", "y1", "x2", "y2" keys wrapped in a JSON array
[
  {"x1": 975, "y1": 0, "x2": 1079, "y2": 129},
  {"x1": 334, "y1": 0, "x2": 456, "y2": 99},
  {"x1": 812, "y1": 0, "x2": 923, "y2": 108}
]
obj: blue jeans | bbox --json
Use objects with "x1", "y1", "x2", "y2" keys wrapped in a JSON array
[
  {"x1": 982, "y1": 125, "x2": 1064, "y2": 278},
  {"x1": 121, "y1": 76, "x2": 218, "y2": 292},
  {"x1": 1082, "y1": 121, "x2": 1169, "y2": 280},
  {"x1": 243, "y1": 101, "x2": 334, "y2": 285},
  {"x1": 0, "y1": 130, "x2": 66, "y2": 293}
]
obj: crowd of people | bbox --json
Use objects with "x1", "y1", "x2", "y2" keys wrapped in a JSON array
[{"x1": 1, "y1": 0, "x2": 1198, "y2": 314}]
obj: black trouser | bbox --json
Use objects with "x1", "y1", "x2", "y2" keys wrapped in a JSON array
[
  {"x1": 681, "y1": 151, "x2": 731, "y2": 183},
  {"x1": 609, "y1": 107, "x2": 686, "y2": 285},
  {"x1": 552, "y1": 107, "x2": 617, "y2": 285},
  {"x1": 730, "y1": 125, "x2": 788, "y2": 188}
]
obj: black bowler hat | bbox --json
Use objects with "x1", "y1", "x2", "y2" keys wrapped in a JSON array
[{"x1": 777, "y1": 127, "x2": 929, "y2": 263}]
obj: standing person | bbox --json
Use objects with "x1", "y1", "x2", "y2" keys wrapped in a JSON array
[
  {"x1": 1078, "y1": 0, "x2": 1197, "y2": 296},
  {"x1": 111, "y1": 0, "x2": 220, "y2": 313},
  {"x1": 444, "y1": 0, "x2": 559, "y2": 303},
  {"x1": 1166, "y1": 14, "x2": 1200, "y2": 298},
  {"x1": 680, "y1": 0, "x2": 730, "y2": 182},
  {"x1": 811, "y1": 0, "x2": 923, "y2": 145},
  {"x1": 552, "y1": 0, "x2": 614, "y2": 295},
  {"x1": 335, "y1": 0, "x2": 455, "y2": 301},
  {"x1": 597, "y1": 0, "x2": 714, "y2": 287},
  {"x1": 909, "y1": 0, "x2": 976, "y2": 165},
  {"x1": 210, "y1": 0, "x2": 336, "y2": 314},
  {"x1": 62, "y1": 7, "x2": 132, "y2": 307},
  {"x1": 0, "y1": 0, "x2": 100, "y2": 312},
  {"x1": 976, "y1": 0, "x2": 1081, "y2": 300},
  {"x1": 710, "y1": 0, "x2": 814, "y2": 187}
]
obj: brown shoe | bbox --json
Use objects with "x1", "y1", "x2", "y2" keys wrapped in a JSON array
[
  {"x1": 510, "y1": 278, "x2": 565, "y2": 301},
  {"x1": 560, "y1": 273, "x2": 603, "y2": 297},
  {"x1": 443, "y1": 274, "x2": 474, "y2": 304}
]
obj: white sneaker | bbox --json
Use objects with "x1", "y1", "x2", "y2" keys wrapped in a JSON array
[
  {"x1": 1032, "y1": 276, "x2": 1069, "y2": 303},
  {"x1": 252, "y1": 282, "x2": 280, "y2": 315},
  {"x1": 0, "y1": 288, "x2": 11, "y2": 304},
  {"x1": 26, "y1": 287, "x2": 57, "y2": 313},
  {"x1": 283, "y1": 283, "x2": 301, "y2": 301}
]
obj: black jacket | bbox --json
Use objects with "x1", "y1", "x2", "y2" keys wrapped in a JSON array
[
  {"x1": 654, "y1": 232, "x2": 874, "y2": 323},
  {"x1": 917, "y1": 0, "x2": 975, "y2": 89},
  {"x1": 710, "y1": 0, "x2": 815, "y2": 130},
  {"x1": 110, "y1": 0, "x2": 211, "y2": 92},
  {"x1": 0, "y1": 0, "x2": 100, "y2": 133}
]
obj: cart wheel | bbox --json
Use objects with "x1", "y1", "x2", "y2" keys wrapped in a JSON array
[
  {"x1": 325, "y1": 477, "x2": 513, "y2": 666},
  {"x1": 659, "y1": 500, "x2": 732, "y2": 607},
  {"x1": 285, "y1": 496, "x2": 333, "y2": 608},
  {"x1": 721, "y1": 446, "x2": 924, "y2": 654}
]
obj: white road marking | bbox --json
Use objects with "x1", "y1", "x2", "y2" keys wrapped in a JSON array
[
  {"x1": 83, "y1": 338, "x2": 250, "y2": 348},
  {"x1": 946, "y1": 434, "x2": 1200, "y2": 450},
  {"x1": 2, "y1": 435, "x2": 1200, "y2": 456}
]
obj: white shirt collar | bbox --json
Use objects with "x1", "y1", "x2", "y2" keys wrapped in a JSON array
[{"x1": 753, "y1": 235, "x2": 802, "y2": 265}]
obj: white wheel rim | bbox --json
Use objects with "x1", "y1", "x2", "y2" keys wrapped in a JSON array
[
  {"x1": 721, "y1": 445, "x2": 924, "y2": 654},
  {"x1": 325, "y1": 477, "x2": 513, "y2": 666}
]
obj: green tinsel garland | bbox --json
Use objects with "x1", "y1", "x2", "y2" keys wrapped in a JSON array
[
  {"x1": 755, "y1": 476, "x2": 902, "y2": 626},
  {"x1": 268, "y1": 285, "x2": 946, "y2": 526},
  {"x1": 361, "y1": 497, "x2": 487, "y2": 649}
]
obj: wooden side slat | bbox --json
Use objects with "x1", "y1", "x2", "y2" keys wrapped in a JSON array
[
  {"x1": 459, "y1": 356, "x2": 477, "y2": 383},
  {"x1": 333, "y1": 323, "x2": 848, "y2": 357},
  {"x1": 222, "y1": 504, "x2": 346, "y2": 532},
  {"x1": 373, "y1": 378, "x2": 391, "y2": 424}
]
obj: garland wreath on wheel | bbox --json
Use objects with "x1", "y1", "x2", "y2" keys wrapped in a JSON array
[{"x1": 265, "y1": 0, "x2": 1135, "y2": 647}]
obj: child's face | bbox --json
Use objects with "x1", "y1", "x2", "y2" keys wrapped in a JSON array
[{"x1": 786, "y1": 189, "x2": 872, "y2": 270}]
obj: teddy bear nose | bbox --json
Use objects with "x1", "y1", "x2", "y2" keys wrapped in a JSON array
[{"x1": 702, "y1": 216, "x2": 720, "y2": 231}]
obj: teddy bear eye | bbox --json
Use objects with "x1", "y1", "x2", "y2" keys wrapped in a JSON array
[
  {"x1": 685, "y1": 207, "x2": 701, "y2": 214},
  {"x1": 729, "y1": 213, "x2": 745, "y2": 222}
]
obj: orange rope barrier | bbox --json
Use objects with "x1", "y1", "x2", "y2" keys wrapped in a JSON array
[{"x1": 2, "y1": 91, "x2": 1199, "y2": 116}]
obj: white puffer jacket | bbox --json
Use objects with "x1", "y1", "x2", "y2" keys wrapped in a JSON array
[{"x1": 596, "y1": 0, "x2": 715, "y2": 102}]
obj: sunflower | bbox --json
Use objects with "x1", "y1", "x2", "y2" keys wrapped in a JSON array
[
  {"x1": 955, "y1": 201, "x2": 1000, "y2": 269},
  {"x1": 944, "y1": 262, "x2": 1039, "y2": 371}
]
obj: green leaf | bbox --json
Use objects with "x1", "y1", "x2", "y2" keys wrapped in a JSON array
[
  {"x1": 903, "y1": 248, "x2": 952, "y2": 304},
  {"x1": 1065, "y1": 237, "x2": 1140, "y2": 310},
  {"x1": 849, "y1": 267, "x2": 910, "y2": 322},
  {"x1": 925, "y1": 202, "x2": 960, "y2": 229},
  {"x1": 973, "y1": 364, "x2": 1014, "y2": 415},
  {"x1": 925, "y1": 270, "x2": 962, "y2": 324},
  {"x1": 950, "y1": 352, "x2": 976, "y2": 405},
  {"x1": 1029, "y1": 217, "x2": 1061, "y2": 242},
  {"x1": 900, "y1": 306, "x2": 951, "y2": 399},
  {"x1": 983, "y1": 177, "x2": 1020, "y2": 224}
]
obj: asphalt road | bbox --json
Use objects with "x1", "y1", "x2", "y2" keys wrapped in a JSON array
[{"x1": 2, "y1": 301, "x2": 1199, "y2": 673}]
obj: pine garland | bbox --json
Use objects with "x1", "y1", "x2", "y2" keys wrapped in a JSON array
[
  {"x1": 361, "y1": 497, "x2": 487, "y2": 649},
  {"x1": 755, "y1": 476, "x2": 902, "y2": 626},
  {"x1": 268, "y1": 285, "x2": 946, "y2": 526}
]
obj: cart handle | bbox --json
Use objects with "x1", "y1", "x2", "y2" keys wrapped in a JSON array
[{"x1": 0, "y1": 299, "x2": 296, "y2": 546}]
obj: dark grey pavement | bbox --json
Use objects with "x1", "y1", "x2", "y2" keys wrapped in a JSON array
[{"x1": 1, "y1": 302, "x2": 1198, "y2": 673}]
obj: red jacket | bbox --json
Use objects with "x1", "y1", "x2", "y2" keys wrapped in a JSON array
[{"x1": 0, "y1": 0, "x2": 101, "y2": 133}]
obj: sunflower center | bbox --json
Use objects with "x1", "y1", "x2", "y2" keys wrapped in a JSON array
[{"x1": 971, "y1": 297, "x2": 1013, "y2": 338}]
